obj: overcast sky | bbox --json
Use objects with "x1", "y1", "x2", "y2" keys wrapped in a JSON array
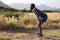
[{"x1": 1, "y1": 0, "x2": 60, "y2": 8}]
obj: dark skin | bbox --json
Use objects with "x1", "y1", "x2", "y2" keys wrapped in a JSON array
[{"x1": 30, "y1": 4, "x2": 44, "y2": 37}]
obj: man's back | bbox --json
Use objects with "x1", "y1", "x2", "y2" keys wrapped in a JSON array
[{"x1": 33, "y1": 8, "x2": 47, "y2": 18}]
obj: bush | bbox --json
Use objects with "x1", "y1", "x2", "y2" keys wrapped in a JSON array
[
  {"x1": 0, "y1": 14, "x2": 6, "y2": 29},
  {"x1": 0, "y1": 11, "x2": 25, "y2": 18},
  {"x1": 3, "y1": 23, "x2": 17, "y2": 30}
]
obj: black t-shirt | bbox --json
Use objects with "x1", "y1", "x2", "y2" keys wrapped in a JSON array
[{"x1": 33, "y1": 8, "x2": 47, "y2": 17}]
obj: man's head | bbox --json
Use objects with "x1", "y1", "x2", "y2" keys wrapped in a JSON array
[{"x1": 30, "y1": 3, "x2": 35, "y2": 11}]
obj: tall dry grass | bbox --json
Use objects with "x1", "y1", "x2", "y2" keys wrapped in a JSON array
[
  {"x1": 0, "y1": 14, "x2": 6, "y2": 29},
  {"x1": 0, "y1": 12, "x2": 60, "y2": 30}
]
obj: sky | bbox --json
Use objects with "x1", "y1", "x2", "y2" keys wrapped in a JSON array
[{"x1": 1, "y1": 0, "x2": 60, "y2": 8}]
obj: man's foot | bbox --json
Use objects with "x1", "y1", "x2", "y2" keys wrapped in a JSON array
[
  {"x1": 37, "y1": 33, "x2": 40, "y2": 35},
  {"x1": 38, "y1": 35, "x2": 43, "y2": 37},
  {"x1": 37, "y1": 33, "x2": 43, "y2": 37}
]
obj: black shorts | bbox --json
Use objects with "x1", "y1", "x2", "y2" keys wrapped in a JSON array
[{"x1": 38, "y1": 15, "x2": 48, "y2": 22}]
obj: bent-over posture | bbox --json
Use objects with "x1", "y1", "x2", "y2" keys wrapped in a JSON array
[{"x1": 30, "y1": 4, "x2": 48, "y2": 37}]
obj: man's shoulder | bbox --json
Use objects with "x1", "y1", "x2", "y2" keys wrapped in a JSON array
[
  {"x1": 34, "y1": 8, "x2": 39, "y2": 11},
  {"x1": 34, "y1": 8, "x2": 42, "y2": 12},
  {"x1": 34, "y1": 7, "x2": 38, "y2": 10}
]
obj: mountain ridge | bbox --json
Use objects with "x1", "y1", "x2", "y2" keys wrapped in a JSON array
[
  {"x1": 10, "y1": 3, "x2": 60, "y2": 11},
  {"x1": 0, "y1": 1, "x2": 12, "y2": 9}
]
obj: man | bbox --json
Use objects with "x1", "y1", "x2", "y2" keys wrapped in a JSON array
[{"x1": 30, "y1": 3, "x2": 48, "y2": 37}]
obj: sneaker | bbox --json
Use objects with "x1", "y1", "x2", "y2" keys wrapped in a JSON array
[
  {"x1": 38, "y1": 35, "x2": 43, "y2": 37},
  {"x1": 37, "y1": 33, "x2": 40, "y2": 35},
  {"x1": 37, "y1": 33, "x2": 43, "y2": 37}
]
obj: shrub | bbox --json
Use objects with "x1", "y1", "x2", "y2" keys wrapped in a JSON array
[
  {"x1": 3, "y1": 23, "x2": 17, "y2": 30},
  {"x1": 0, "y1": 14, "x2": 6, "y2": 29}
]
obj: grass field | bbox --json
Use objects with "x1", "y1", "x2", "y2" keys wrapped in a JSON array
[
  {"x1": 0, "y1": 12, "x2": 60, "y2": 40},
  {"x1": 0, "y1": 12, "x2": 60, "y2": 29}
]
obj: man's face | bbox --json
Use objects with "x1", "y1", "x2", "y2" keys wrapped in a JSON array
[{"x1": 30, "y1": 5, "x2": 34, "y2": 11}]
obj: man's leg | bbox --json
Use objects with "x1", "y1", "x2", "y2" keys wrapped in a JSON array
[{"x1": 38, "y1": 21, "x2": 44, "y2": 37}]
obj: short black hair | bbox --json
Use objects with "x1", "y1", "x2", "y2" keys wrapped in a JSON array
[{"x1": 31, "y1": 3, "x2": 35, "y2": 7}]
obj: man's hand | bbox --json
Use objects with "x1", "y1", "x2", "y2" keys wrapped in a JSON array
[{"x1": 39, "y1": 17, "x2": 43, "y2": 21}]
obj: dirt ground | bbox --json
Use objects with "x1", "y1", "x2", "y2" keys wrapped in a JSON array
[{"x1": 0, "y1": 29, "x2": 60, "y2": 40}]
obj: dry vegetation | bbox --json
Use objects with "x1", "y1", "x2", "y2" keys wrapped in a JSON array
[
  {"x1": 0, "y1": 12, "x2": 60, "y2": 29},
  {"x1": 0, "y1": 12, "x2": 60, "y2": 40}
]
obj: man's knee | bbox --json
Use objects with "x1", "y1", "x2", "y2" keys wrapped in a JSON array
[{"x1": 38, "y1": 21, "x2": 44, "y2": 25}]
